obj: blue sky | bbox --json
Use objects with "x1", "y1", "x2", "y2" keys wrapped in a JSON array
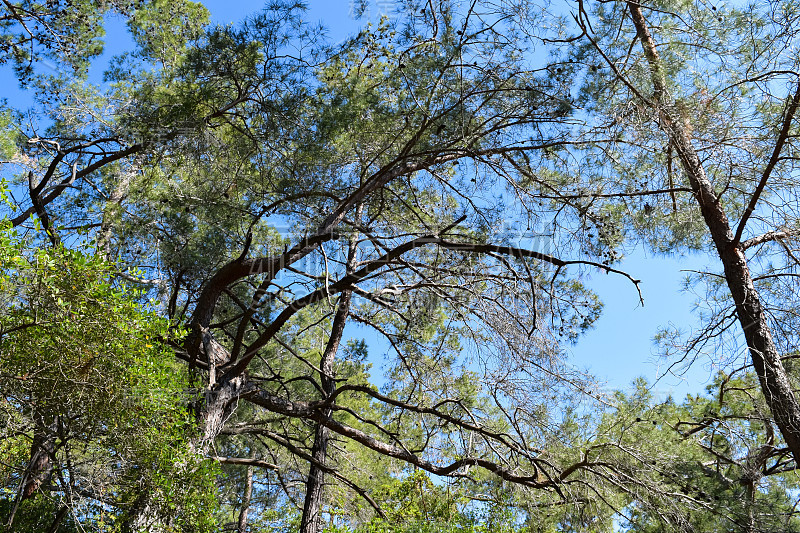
[
  {"x1": 2, "y1": 0, "x2": 715, "y2": 399},
  {"x1": 570, "y1": 250, "x2": 712, "y2": 398}
]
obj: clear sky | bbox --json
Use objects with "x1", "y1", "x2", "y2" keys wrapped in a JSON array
[
  {"x1": 570, "y1": 250, "x2": 712, "y2": 399},
  {"x1": 3, "y1": 0, "x2": 716, "y2": 400}
]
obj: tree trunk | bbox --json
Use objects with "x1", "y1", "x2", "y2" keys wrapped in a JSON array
[
  {"x1": 299, "y1": 227, "x2": 359, "y2": 533},
  {"x1": 5, "y1": 412, "x2": 58, "y2": 528},
  {"x1": 196, "y1": 375, "x2": 247, "y2": 454},
  {"x1": 299, "y1": 290, "x2": 353, "y2": 533},
  {"x1": 97, "y1": 172, "x2": 133, "y2": 260},
  {"x1": 719, "y1": 247, "x2": 800, "y2": 460},
  {"x1": 21, "y1": 427, "x2": 55, "y2": 500},
  {"x1": 627, "y1": 1, "x2": 800, "y2": 463},
  {"x1": 124, "y1": 375, "x2": 246, "y2": 532},
  {"x1": 300, "y1": 423, "x2": 331, "y2": 533},
  {"x1": 237, "y1": 464, "x2": 254, "y2": 533}
]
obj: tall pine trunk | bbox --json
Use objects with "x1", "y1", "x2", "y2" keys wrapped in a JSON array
[
  {"x1": 627, "y1": 1, "x2": 800, "y2": 462},
  {"x1": 300, "y1": 290, "x2": 353, "y2": 533},
  {"x1": 300, "y1": 231, "x2": 358, "y2": 533}
]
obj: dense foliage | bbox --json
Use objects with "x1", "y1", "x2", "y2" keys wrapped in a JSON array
[{"x1": 2, "y1": 0, "x2": 800, "y2": 532}]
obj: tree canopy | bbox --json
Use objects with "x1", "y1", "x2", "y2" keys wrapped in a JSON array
[{"x1": 2, "y1": 0, "x2": 800, "y2": 532}]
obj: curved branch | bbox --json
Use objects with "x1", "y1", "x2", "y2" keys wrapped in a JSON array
[{"x1": 242, "y1": 386, "x2": 553, "y2": 489}]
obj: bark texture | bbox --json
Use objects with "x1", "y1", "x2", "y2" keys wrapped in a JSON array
[
  {"x1": 237, "y1": 464, "x2": 254, "y2": 533},
  {"x1": 299, "y1": 291, "x2": 353, "y2": 533},
  {"x1": 21, "y1": 428, "x2": 55, "y2": 500},
  {"x1": 627, "y1": 0, "x2": 800, "y2": 463}
]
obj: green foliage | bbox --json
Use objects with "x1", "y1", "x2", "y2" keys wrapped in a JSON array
[
  {"x1": 592, "y1": 377, "x2": 800, "y2": 533},
  {"x1": 7, "y1": 1, "x2": 800, "y2": 532},
  {"x1": 0, "y1": 0, "x2": 118, "y2": 79},
  {"x1": 126, "y1": 0, "x2": 209, "y2": 65},
  {"x1": 0, "y1": 221, "x2": 219, "y2": 531},
  {"x1": 0, "y1": 108, "x2": 18, "y2": 161},
  {"x1": 348, "y1": 472, "x2": 523, "y2": 533}
]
